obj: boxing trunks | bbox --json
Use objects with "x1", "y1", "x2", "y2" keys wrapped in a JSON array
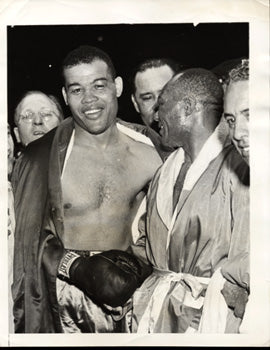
[{"x1": 56, "y1": 249, "x2": 132, "y2": 333}]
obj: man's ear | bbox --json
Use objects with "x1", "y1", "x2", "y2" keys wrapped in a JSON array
[
  {"x1": 182, "y1": 97, "x2": 195, "y2": 116},
  {"x1": 62, "y1": 87, "x2": 68, "y2": 106},
  {"x1": 131, "y1": 94, "x2": 140, "y2": 114},
  {"x1": 115, "y1": 76, "x2": 123, "y2": 98},
  {"x1": 13, "y1": 127, "x2": 21, "y2": 143}
]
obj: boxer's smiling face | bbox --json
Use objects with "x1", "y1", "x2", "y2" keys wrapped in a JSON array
[{"x1": 62, "y1": 60, "x2": 123, "y2": 135}]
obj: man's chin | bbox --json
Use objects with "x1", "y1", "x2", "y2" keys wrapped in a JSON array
[
  {"x1": 150, "y1": 120, "x2": 160, "y2": 133},
  {"x1": 239, "y1": 150, "x2": 249, "y2": 166},
  {"x1": 162, "y1": 143, "x2": 176, "y2": 152},
  {"x1": 243, "y1": 155, "x2": 249, "y2": 166},
  {"x1": 160, "y1": 140, "x2": 176, "y2": 151},
  {"x1": 240, "y1": 150, "x2": 249, "y2": 166}
]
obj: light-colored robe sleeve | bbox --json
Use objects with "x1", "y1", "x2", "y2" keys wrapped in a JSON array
[{"x1": 221, "y1": 161, "x2": 250, "y2": 290}]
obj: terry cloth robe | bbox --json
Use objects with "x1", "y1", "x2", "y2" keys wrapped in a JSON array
[
  {"x1": 11, "y1": 117, "x2": 154, "y2": 333},
  {"x1": 131, "y1": 124, "x2": 249, "y2": 333}
]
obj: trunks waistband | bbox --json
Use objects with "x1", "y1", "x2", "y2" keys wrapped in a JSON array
[{"x1": 64, "y1": 248, "x2": 102, "y2": 258}]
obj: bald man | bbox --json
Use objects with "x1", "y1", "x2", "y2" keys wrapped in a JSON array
[{"x1": 130, "y1": 68, "x2": 249, "y2": 333}]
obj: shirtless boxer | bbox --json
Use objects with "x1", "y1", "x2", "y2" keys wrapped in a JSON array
[
  {"x1": 61, "y1": 57, "x2": 161, "y2": 251},
  {"x1": 12, "y1": 45, "x2": 161, "y2": 333}
]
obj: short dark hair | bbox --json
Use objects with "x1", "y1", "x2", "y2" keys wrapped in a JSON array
[
  {"x1": 62, "y1": 45, "x2": 116, "y2": 80},
  {"x1": 211, "y1": 58, "x2": 245, "y2": 85},
  {"x1": 131, "y1": 58, "x2": 182, "y2": 93},
  {"x1": 14, "y1": 90, "x2": 64, "y2": 125},
  {"x1": 169, "y1": 68, "x2": 224, "y2": 118},
  {"x1": 226, "y1": 59, "x2": 249, "y2": 85}
]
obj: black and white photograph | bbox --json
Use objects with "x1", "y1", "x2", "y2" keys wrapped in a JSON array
[{"x1": 1, "y1": 0, "x2": 270, "y2": 347}]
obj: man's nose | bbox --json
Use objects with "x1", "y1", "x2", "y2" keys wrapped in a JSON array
[
  {"x1": 233, "y1": 117, "x2": 248, "y2": 141},
  {"x1": 33, "y1": 113, "x2": 43, "y2": 125},
  {"x1": 153, "y1": 103, "x2": 159, "y2": 121},
  {"x1": 82, "y1": 89, "x2": 98, "y2": 104}
]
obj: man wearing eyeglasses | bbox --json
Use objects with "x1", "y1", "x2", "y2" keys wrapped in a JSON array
[{"x1": 13, "y1": 90, "x2": 64, "y2": 147}]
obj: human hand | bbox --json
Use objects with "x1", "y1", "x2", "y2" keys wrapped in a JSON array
[{"x1": 221, "y1": 280, "x2": 249, "y2": 319}]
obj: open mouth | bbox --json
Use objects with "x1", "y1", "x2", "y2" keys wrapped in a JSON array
[
  {"x1": 241, "y1": 147, "x2": 249, "y2": 155},
  {"x1": 159, "y1": 122, "x2": 164, "y2": 135},
  {"x1": 83, "y1": 108, "x2": 103, "y2": 118},
  {"x1": 238, "y1": 145, "x2": 249, "y2": 158},
  {"x1": 33, "y1": 131, "x2": 45, "y2": 136}
]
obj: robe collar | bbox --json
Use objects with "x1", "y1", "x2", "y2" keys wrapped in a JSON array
[{"x1": 157, "y1": 122, "x2": 228, "y2": 232}]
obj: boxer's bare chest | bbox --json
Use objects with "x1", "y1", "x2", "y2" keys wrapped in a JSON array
[
  {"x1": 60, "y1": 141, "x2": 148, "y2": 249},
  {"x1": 61, "y1": 142, "x2": 145, "y2": 215}
]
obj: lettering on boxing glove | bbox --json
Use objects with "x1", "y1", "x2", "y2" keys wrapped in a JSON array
[{"x1": 57, "y1": 251, "x2": 80, "y2": 280}]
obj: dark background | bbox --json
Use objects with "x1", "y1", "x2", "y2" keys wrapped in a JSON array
[{"x1": 8, "y1": 23, "x2": 249, "y2": 128}]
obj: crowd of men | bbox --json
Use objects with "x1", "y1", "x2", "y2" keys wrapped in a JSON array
[{"x1": 8, "y1": 44, "x2": 250, "y2": 334}]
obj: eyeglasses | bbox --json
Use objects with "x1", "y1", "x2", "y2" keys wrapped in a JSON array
[{"x1": 18, "y1": 109, "x2": 59, "y2": 124}]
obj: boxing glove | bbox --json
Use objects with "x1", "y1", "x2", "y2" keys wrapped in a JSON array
[{"x1": 57, "y1": 249, "x2": 152, "y2": 307}]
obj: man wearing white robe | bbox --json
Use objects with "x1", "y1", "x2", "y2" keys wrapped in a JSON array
[{"x1": 131, "y1": 68, "x2": 249, "y2": 333}]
